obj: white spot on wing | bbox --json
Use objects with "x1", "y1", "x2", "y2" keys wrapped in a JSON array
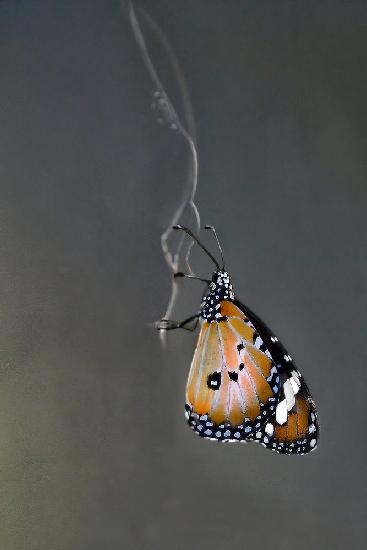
[
  {"x1": 291, "y1": 370, "x2": 301, "y2": 386},
  {"x1": 289, "y1": 377, "x2": 300, "y2": 394},
  {"x1": 276, "y1": 399, "x2": 288, "y2": 425},
  {"x1": 283, "y1": 379, "x2": 296, "y2": 410},
  {"x1": 265, "y1": 423, "x2": 274, "y2": 436}
]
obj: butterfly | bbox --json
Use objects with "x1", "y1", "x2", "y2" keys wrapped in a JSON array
[{"x1": 158, "y1": 225, "x2": 319, "y2": 455}]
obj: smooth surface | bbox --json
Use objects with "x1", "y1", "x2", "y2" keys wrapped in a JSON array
[{"x1": 0, "y1": 1, "x2": 366, "y2": 549}]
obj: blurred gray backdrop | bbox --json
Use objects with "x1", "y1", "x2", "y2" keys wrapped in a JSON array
[{"x1": 0, "y1": 1, "x2": 366, "y2": 549}]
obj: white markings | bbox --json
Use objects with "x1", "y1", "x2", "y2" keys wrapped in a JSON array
[
  {"x1": 256, "y1": 431, "x2": 262, "y2": 439},
  {"x1": 283, "y1": 379, "x2": 296, "y2": 410},
  {"x1": 276, "y1": 399, "x2": 288, "y2": 425},
  {"x1": 310, "y1": 439, "x2": 317, "y2": 448},
  {"x1": 271, "y1": 336, "x2": 278, "y2": 343},
  {"x1": 309, "y1": 424, "x2": 316, "y2": 434},
  {"x1": 291, "y1": 370, "x2": 301, "y2": 386},
  {"x1": 224, "y1": 430, "x2": 231, "y2": 438},
  {"x1": 284, "y1": 354, "x2": 292, "y2": 362},
  {"x1": 289, "y1": 376, "x2": 300, "y2": 394},
  {"x1": 265, "y1": 423, "x2": 274, "y2": 436},
  {"x1": 254, "y1": 336, "x2": 264, "y2": 349}
]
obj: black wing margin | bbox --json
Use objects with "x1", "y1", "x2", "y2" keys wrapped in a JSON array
[{"x1": 233, "y1": 299, "x2": 320, "y2": 455}]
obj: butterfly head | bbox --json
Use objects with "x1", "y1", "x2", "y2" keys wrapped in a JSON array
[{"x1": 201, "y1": 270, "x2": 235, "y2": 322}]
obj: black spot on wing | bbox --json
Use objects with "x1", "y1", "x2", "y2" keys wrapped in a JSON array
[
  {"x1": 228, "y1": 371, "x2": 238, "y2": 382},
  {"x1": 207, "y1": 372, "x2": 221, "y2": 390}
]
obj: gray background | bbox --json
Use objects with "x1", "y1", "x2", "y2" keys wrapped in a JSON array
[{"x1": 1, "y1": 1, "x2": 366, "y2": 549}]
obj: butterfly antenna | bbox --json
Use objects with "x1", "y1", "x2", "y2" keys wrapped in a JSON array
[
  {"x1": 173, "y1": 225, "x2": 220, "y2": 270},
  {"x1": 205, "y1": 225, "x2": 225, "y2": 269}
]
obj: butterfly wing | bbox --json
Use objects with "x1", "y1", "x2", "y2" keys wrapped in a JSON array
[
  {"x1": 185, "y1": 301, "x2": 281, "y2": 442},
  {"x1": 233, "y1": 299, "x2": 320, "y2": 454},
  {"x1": 185, "y1": 299, "x2": 319, "y2": 454}
]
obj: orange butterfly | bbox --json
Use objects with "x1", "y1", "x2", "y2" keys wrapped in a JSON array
[{"x1": 158, "y1": 225, "x2": 319, "y2": 455}]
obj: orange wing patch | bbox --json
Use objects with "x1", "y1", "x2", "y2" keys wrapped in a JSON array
[
  {"x1": 220, "y1": 301, "x2": 245, "y2": 319},
  {"x1": 274, "y1": 394, "x2": 310, "y2": 442},
  {"x1": 237, "y1": 368, "x2": 260, "y2": 420},
  {"x1": 209, "y1": 368, "x2": 230, "y2": 425},
  {"x1": 228, "y1": 317, "x2": 254, "y2": 345},
  {"x1": 243, "y1": 355, "x2": 273, "y2": 405},
  {"x1": 187, "y1": 322, "x2": 221, "y2": 416},
  {"x1": 218, "y1": 322, "x2": 240, "y2": 370},
  {"x1": 186, "y1": 308, "x2": 278, "y2": 427},
  {"x1": 246, "y1": 346, "x2": 272, "y2": 378},
  {"x1": 186, "y1": 322, "x2": 209, "y2": 405}
]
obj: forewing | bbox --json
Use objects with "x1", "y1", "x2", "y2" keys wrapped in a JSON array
[{"x1": 185, "y1": 301, "x2": 281, "y2": 441}]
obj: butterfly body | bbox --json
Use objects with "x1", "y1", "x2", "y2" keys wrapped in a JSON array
[{"x1": 185, "y1": 269, "x2": 319, "y2": 455}]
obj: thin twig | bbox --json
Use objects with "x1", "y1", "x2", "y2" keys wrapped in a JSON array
[{"x1": 127, "y1": 1, "x2": 200, "y2": 343}]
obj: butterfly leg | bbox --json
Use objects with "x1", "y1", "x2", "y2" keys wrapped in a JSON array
[
  {"x1": 174, "y1": 272, "x2": 210, "y2": 284},
  {"x1": 156, "y1": 314, "x2": 200, "y2": 332}
]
